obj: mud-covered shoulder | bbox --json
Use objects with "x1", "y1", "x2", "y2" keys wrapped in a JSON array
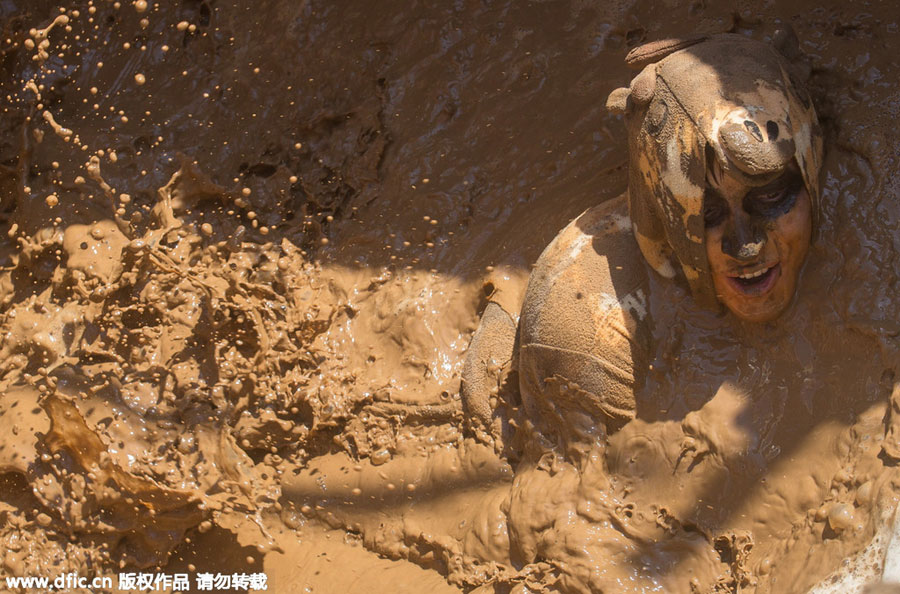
[{"x1": 518, "y1": 193, "x2": 652, "y2": 440}]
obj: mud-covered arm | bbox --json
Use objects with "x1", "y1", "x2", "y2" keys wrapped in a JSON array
[{"x1": 460, "y1": 301, "x2": 517, "y2": 442}]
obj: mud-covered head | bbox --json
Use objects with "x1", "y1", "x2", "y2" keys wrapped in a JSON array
[{"x1": 607, "y1": 33, "x2": 823, "y2": 317}]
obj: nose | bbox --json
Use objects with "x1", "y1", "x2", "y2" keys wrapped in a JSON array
[{"x1": 721, "y1": 211, "x2": 767, "y2": 262}]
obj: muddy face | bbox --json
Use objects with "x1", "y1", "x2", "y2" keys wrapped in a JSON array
[{"x1": 703, "y1": 167, "x2": 812, "y2": 322}]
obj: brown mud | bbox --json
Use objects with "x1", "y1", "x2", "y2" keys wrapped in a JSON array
[{"x1": 0, "y1": 0, "x2": 899, "y2": 592}]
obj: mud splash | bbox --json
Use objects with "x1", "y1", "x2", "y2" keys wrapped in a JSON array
[{"x1": 0, "y1": 0, "x2": 899, "y2": 593}]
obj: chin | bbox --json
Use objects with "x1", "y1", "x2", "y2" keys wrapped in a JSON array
[
  {"x1": 725, "y1": 300, "x2": 789, "y2": 323},
  {"x1": 715, "y1": 279, "x2": 797, "y2": 323}
]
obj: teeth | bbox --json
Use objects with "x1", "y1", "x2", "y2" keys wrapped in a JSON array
[{"x1": 738, "y1": 267, "x2": 770, "y2": 280}]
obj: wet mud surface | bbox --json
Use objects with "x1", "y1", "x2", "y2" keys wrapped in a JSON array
[{"x1": 0, "y1": 0, "x2": 899, "y2": 592}]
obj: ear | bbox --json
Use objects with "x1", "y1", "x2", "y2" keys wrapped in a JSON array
[
  {"x1": 625, "y1": 35, "x2": 709, "y2": 70},
  {"x1": 629, "y1": 66, "x2": 657, "y2": 106},
  {"x1": 606, "y1": 64, "x2": 658, "y2": 115},
  {"x1": 606, "y1": 86, "x2": 631, "y2": 114},
  {"x1": 773, "y1": 25, "x2": 812, "y2": 83},
  {"x1": 773, "y1": 25, "x2": 802, "y2": 61}
]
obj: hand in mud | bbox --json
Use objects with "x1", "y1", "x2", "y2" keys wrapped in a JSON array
[
  {"x1": 677, "y1": 383, "x2": 756, "y2": 471},
  {"x1": 677, "y1": 434, "x2": 709, "y2": 470}
]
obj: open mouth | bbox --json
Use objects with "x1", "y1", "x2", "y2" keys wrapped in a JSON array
[{"x1": 726, "y1": 263, "x2": 781, "y2": 296}]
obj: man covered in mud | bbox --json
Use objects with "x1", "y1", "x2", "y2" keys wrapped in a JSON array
[
  {"x1": 285, "y1": 32, "x2": 850, "y2": 593},
  {"x1": 461, "y1": 32, "x2": 823, "y2": 447}
]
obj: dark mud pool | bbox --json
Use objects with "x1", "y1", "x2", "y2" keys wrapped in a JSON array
[{"x1": 1, "y1": 0, "x2": 900, "y2": 592}]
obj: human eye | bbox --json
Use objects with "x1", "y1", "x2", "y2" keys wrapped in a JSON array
[
  {"x1": 704, "y1": 192, "x2": 728, "y2": 228},
  {"x1": 756, "y1": 187, "x2": 790, "y2": 206},
  {"x1": 748, "y1": 177, "x2": 802, "y2": 216}
]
